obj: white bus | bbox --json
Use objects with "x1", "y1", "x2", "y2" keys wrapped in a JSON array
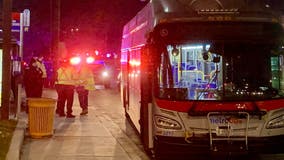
[{"x1": 120, "y1": 0, "x2": 284, "y2": 159}]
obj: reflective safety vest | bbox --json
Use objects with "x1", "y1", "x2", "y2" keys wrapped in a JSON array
[
  {"x1": 74, "y1": 65, "x2": 95, "y2": 90},
  {"x1": 56, "y1": 67, "x2": 75, "y2": 85}
]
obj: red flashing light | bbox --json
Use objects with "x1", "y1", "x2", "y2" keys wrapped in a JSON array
[
  {"x1": 69, "y1": 55, "x2": 95, "y2": 65},
  {"x1": 95, "y1": 50, "x2": 99, "y2": 56},
  {"x1": 22, "y1": 61, "x2": 28, "y2": 67},
  {"x1": 70, "y1": 56, "x2": 81, "y2": 65},
  {"x1": 86, "y1": 56, "x2": 95, "y2": 64},
  {"x1": 106, "y1": 53, "x2": 111, "y2": 58}
]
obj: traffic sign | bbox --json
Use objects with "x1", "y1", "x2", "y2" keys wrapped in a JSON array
[
  {"x1": 11, "y1": 12, "x2": 20, "y2": 32},
  {"x1": 12, "y1": 12, "x2": 20, "y2": 20},
  {"x1": 23, "y1": 9, "x2": 30, "y2": 27}
]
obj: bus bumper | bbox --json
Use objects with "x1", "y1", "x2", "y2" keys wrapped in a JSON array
[{"x1": 154, "y1": 135, "x2": 284, "y2": 157}]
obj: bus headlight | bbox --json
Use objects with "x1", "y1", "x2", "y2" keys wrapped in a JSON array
[
  {"x1": 154, "y1": 115, "x2": 182, "y2": 130},
  {"x1": 266, "y1": 115, "x2": 284, "y2": 129}
]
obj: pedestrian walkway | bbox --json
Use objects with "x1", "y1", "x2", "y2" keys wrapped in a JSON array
[{"x1": 19, "y1": 88, "x2": 150, "y2": 160}]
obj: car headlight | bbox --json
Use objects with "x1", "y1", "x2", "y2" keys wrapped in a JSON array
[
  {"x1": 154, "y1": 115, "x2": 182, "y2": 130},
  {"x1": 266, "y1": 114, "x2": 284, "y2": 129},
  {"x1": 102, "y1": 71, "x2": 108, "y2": 77}
]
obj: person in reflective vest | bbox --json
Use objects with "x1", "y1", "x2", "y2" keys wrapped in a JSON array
[
  {"x1": 74, "y1": 63, "x2": 95, "y2": 115},
  {"x1": 55, "y1": 60, "x2": 76, "y2": 118}
]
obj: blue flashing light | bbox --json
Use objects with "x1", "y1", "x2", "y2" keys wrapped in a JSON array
[{"x1": 94, "y1": 60, "x2": 105, "y2": 65}]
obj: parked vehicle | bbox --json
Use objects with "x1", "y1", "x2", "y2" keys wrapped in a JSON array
[
  {"x1": 91, "y1": 60, "x2": 111, "y2": 88},
  {"x1": 120, "y1": 0, "x2": 284, "y2": 159}
]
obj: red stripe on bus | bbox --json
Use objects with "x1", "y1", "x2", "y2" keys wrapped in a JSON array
[{"x1": 155, "y1": 99, "x2": 284, "y2": 113}]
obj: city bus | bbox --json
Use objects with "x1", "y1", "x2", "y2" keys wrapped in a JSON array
[{"x1": 120, "y1": 0, "x2": 284, "y2": 158}]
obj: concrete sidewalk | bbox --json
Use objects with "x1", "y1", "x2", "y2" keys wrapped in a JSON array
[
  {"x1": 6, "y1": 112, "x2": 26, "y2": 160},
  {"x1": 7, "y1": 88, "x2": 150, "y2": 160}
]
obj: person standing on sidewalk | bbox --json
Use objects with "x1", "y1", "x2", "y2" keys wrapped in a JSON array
[
  {"x1": 24, "y1": 56, "x2": 47, "y2": 98},
  {"x1": 74, "y1": 61, "x2": 95, "y2": 115},
  {"x1": 55, "y1": 59, "x2": 76, "y2": 118},
  {"x1": 35, "y1": 55, "x2": 47, "y2": 97}
]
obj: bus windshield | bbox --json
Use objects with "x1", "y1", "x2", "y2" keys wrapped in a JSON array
[{"x1": 156, "y1": 42, "x2": 284, "y2": 101}]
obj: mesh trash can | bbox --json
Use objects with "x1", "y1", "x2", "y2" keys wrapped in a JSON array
[{"x1": 27, "y1": 98, "x2": 56, "y2": 138}]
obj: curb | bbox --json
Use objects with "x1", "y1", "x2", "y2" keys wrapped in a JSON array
[{"x1": 6, "y1": 118, "x2": 26, "y2": 160}]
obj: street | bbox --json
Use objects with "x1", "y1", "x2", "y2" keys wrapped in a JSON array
[{"x1": 20, "y1": 87, "x2": 284, "y2": 160}]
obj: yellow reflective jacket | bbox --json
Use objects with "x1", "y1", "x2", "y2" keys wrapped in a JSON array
[
  {"x1": 56, "y1": 66, "x2": 75, "y2": 85},
  {"x1": 74, "y1": 65, "x2": 95, "y2": 90}
]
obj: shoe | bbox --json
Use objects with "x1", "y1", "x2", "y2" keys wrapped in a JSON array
[
  {"x1": 80, "y1": 109, "x2": 88, "y2": 115},
  {"x1": 66, "y1": 114, "x2": 75, "y2": 118}
]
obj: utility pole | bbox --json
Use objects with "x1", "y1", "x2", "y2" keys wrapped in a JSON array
[
  {"x1": 1, "y1": 0, "x2": 12, "y2": 120},
  {"x1": 51, "y1": 0, "x2": 60, "y2": 65}
]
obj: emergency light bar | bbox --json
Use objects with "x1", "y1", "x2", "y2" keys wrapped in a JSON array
[{"x1": 69, "y1": 55, "x2": 95, "y2": 65}]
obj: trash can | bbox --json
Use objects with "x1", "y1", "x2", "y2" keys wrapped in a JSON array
[{"x1": 27, "y1": 98, "x2": 56, "y2": 138}]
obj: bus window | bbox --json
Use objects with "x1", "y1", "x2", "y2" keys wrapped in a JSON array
[
  {"x1": 158, "y1": 44, "x2": 223, "y2": 100},
  {"x1": 156, "y1": 42, "x2": 284, "y2": 101}
]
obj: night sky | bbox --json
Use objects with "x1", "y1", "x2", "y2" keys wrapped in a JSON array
[
  {"x1": 2, "y1": 0, "x2": 147, "y2": 59},
  {"x1": 1, "y1": 0, "x2": 283, "y2": 59},
  {"x1": 59, "y1": 0, "x2": 147, "y2": 54}
]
